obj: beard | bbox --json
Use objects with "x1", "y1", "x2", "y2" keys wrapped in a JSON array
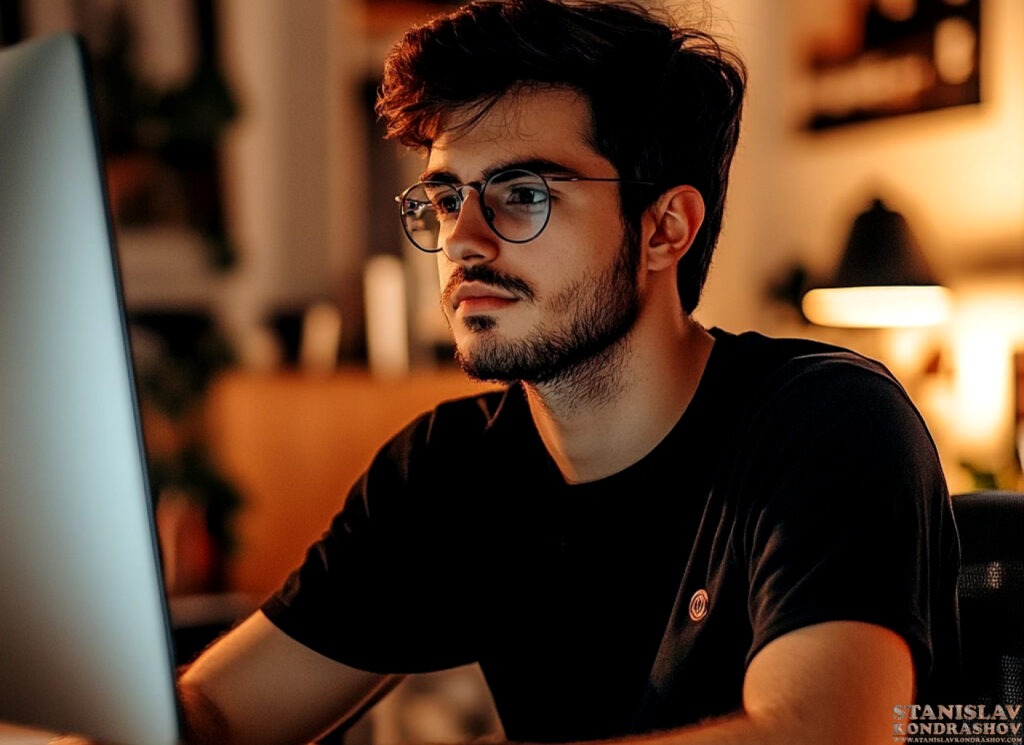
[{"x1": 446, "y1": 231, "x2": 642, "y2": 387}]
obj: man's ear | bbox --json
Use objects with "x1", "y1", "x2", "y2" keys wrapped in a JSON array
[{"x1": 643, "y1": 185, "x2": 705, "y2": 272}]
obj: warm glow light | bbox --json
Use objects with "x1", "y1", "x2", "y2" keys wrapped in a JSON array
[
  {"x1": 950, "y1": 280, "x2": 1024, "y2": 469},
  {"x1": 802, "y1": 285, "x2": 953, "y2": 328}
]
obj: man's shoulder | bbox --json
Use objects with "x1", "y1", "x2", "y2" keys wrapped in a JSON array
[
  {"x1": 706, "y1": 328, "x2": 924, "y2": 445},
  {"x1": 712, "y1": 327, "x2": 899, "y2": 394},
  {"x1": 717, "y1": 327, "x2": 884, "y2": 370}
]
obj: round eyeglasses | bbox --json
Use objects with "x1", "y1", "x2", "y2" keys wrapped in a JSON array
[{"x1": 396, "y1": 168, "x2": 654, "y2": 253}]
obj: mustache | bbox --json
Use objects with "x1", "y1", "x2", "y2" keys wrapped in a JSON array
[{"x1": 442, "y1": 265, "x2": 535, "y2": 304}]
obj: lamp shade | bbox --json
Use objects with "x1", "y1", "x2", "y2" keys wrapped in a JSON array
[{"x1": 802, "y1": 197, "x2": 952, "y2": 327}]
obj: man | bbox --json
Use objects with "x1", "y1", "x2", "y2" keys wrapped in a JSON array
[{"x1": 68, "y1": 1, "x2": 960, "y2": 743}]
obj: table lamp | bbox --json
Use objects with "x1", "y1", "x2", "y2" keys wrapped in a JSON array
[{"x1": 802, "y1": 197, "x2": 952, "y2": 327}]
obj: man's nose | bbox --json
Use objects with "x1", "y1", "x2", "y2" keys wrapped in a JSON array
[{"x1": 441, "y1": 189, "x2": 499, "y2": 265}]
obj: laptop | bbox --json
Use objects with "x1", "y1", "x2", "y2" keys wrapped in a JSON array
[{"x1": 0, "y1": 33, "x2": 182, "y2": 745}]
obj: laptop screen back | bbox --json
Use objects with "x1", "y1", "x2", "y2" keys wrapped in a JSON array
[{"x1": 0, "y1": 33, "x2": 181, "y2": 745}]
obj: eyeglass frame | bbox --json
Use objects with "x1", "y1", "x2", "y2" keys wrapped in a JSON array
[{"x1": 395, "y1": 167, "x2": 655, "y2": 253}]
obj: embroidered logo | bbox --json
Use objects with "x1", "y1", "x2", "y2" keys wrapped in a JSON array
[{"x1": 688, "y1": 589, "x2": 709, "y2": 622}]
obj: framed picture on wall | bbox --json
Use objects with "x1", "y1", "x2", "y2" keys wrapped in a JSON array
[{"x1": 790, "y1": 0, "x2": 982, "y2": 131}]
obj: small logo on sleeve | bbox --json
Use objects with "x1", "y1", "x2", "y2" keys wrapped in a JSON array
[{"x1": 688, "y1": 589, "x2": 709, "y2": 622}]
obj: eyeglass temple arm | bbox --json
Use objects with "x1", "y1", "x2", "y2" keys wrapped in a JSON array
[{"x1": 545, "y1": 176, "x2": 655, "y2": 186}]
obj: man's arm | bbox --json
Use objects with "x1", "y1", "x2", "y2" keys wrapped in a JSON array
[
  {"x1": 182, "y1": 616, "x2": 911, "y2": 745},
  {"x1": 601, "y1": 620, "x2": 914, "y2": 745},
  {"x1": 739, "y1": 620, "x2": 914, "y2": 744},
  {"x1": 176, "y1": 610, "x2": 397, "y2": 745},
  {"x1": 53, "y1": 617, "x2": 909, "y2": 745},
  {"x1": 50, "y1": 611, "x2": 396, "y2": 745}
]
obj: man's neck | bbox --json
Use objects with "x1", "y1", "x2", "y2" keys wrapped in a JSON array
[{"x1": 523, "y1": 314, "x2": 714, "y2": 484}]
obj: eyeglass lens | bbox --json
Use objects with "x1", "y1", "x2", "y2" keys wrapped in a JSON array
[{"x1": 400, "y1": 169, "x2": 551, "y2": 252}]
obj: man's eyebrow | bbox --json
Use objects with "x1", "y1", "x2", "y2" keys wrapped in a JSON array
[
  {"x1": 419, "y1": 158, "x2": 583, "y2": 184},
  {"x1": 484, "y1": 158, "x2": 582, "y2": 180},
  {"x1": 418, "y1": 168, "x2": 459, "y2": 183}
]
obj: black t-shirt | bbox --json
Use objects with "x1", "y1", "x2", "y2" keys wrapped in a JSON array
[{"x1": 262, "y1": 329, "x2": 960, "y2": 742}]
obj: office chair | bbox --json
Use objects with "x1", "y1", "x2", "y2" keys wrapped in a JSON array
[{"x1": 952, "y1": 490, "x2": 1024, "y2": 710}]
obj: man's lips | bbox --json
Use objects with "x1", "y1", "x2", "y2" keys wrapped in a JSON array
[{"x1": 451, "y1": 282, "x2": 520, "y2": 312}]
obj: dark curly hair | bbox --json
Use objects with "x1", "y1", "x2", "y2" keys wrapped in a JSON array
[{"x1": 376, "y1": 0, "x2": 746, "y2": 313}]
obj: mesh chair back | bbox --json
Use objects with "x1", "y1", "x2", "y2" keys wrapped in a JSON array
[{"x1": 953, "y1": 490, "x2": 1024, "y2": 717}]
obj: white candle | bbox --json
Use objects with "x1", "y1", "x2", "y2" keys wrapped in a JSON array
[
  {"x1": 300, "y1": 301, "x2": 343, "y2": 375},
  {"x1": 364, "y1": 254, "x2": 410, "y2": 377}
]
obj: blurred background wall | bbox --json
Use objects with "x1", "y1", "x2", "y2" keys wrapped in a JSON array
[{"x1": 2, "y1": 0, "x2": 1022, "y2": 597}]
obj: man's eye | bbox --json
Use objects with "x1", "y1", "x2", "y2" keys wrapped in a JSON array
[
  {"x1": 403, "y1": 201, "x2": 430, "y2": 219},
  {"x1": 505, "y1": 186, "x2": 548, "y2": 206},
  {"x1": 430, "y1": 193, "x2": 462, "y2": 216}
]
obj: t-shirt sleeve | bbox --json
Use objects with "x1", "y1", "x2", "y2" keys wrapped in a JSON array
[
  {"x1": 738, "y1": 358, "x2": 953, "y2": 684},
  {"x1": 261, "y1": 408, "x2": 483, "y2": 674}
]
